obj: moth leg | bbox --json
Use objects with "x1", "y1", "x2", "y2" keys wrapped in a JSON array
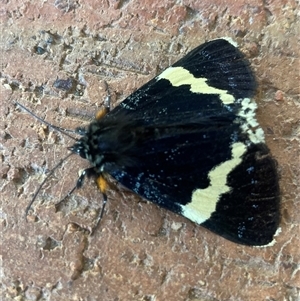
[
  {"x1": 55, "y1": 169, "x2": 108, "y2": 235},
  {"x1": 95, "y1": 81, "x2": 111, "y2": 119},
  {"x1": 55, "y1": 167, "x2": 94, "y2": 210},
  {"x1": 92, "y1": 174, "x2": 109, "y2": 233}
]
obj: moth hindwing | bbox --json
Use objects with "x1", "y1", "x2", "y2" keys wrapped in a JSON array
[{"x1": 27, "y1": 38, "x2": 281, "y2": 246}]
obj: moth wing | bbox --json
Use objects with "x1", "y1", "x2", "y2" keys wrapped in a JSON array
[
  {"x1": 108, "y1": 123, "x2": 279, "y2": 246},
  {"x1": 108, "y1": 38, "x2": 256, "y2": 122},
  {"x1": 104, "y1": 38, "x2": 279, "y2": 246}
]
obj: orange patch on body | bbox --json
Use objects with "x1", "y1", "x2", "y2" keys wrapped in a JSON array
[
  {"x1": 96, "y1": 175, "x2": 108, "y2": 193},
  {"x1": 95, "y1": 108, "x2": 109, "y2": 120}
]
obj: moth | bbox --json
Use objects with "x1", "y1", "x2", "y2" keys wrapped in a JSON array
[{"x1": 17, "y1": 38, "x2": 280, "y2": 246}]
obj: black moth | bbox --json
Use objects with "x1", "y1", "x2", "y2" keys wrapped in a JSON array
[{"x1": 18, "y1": 38, "x2": 280, "y2": 246}]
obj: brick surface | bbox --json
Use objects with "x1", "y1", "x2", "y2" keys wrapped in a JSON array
[{"x1": 1, "y1": 1, "x2": 299, "y2": 300}]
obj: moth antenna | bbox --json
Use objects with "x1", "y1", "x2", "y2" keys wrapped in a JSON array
[
  {"x1": 25, "y1": 152, "x2": 74, "y2": 216},
  {"x1": 14, "y1": 101, "x2": 78, "y2": 141}
]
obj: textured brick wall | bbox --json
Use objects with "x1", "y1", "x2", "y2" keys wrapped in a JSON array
[{"x1": 1, "y1": 0, "x2": 299, "y2": 300}]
